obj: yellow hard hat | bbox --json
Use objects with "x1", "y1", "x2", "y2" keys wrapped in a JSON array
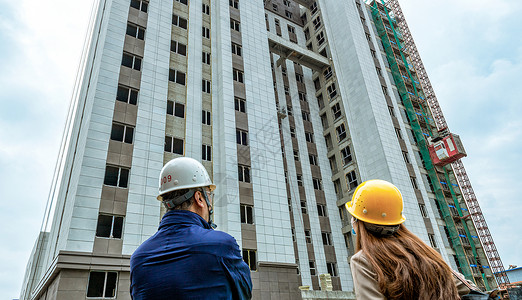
[{"x1": 345, "y1": 179, "x2": 406, "y2": 226}]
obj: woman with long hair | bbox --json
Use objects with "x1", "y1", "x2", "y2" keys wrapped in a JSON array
[{"x1": 346, "y1": 179, "x2": 478, "y2": 299}]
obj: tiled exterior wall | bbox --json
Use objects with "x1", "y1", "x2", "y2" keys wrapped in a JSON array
[{"x1": 22, "y1": 0, "x2": 492, "y2": 299}]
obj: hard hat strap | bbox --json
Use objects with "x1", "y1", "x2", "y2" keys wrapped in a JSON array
[
  {"x1": 162, "y1": 190, "x2": 196, "y2": 210},
  {"x1": 364, "y1": 222, "x2": 400, "y2": 237},
  {"x1": 200, "y1": 188, "x2": 217, "y2": 229}
]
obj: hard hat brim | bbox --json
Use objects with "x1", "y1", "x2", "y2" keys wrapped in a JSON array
[{"x1": 157, "y1": 183, "x2": 216, "y2": 201}]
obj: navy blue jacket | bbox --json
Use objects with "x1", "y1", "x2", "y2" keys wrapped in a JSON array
[{"x1": 130, "y1": 210, "x2": 252, "y2": 300}]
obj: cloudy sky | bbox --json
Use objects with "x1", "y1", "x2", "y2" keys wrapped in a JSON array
[{"x1": 0, "y1": 0, "x2": 520, "y2": 298}]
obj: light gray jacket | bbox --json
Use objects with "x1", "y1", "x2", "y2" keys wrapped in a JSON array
[{"x1": 350, "y1": 251, "x2": 474, "y2": 299}]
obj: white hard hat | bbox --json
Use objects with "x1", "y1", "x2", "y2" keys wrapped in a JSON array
[{"x1": 157, "y1": 157, "x2": 215, "y2": 201}]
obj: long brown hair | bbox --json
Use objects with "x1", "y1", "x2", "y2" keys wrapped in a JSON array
[{"x1": 355, "y1": 221, "x2": 459, "y2": 300}]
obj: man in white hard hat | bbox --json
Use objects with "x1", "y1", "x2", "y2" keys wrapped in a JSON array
[{"x1": 130, "y1": 157, "x2": 252, "y2": 299}]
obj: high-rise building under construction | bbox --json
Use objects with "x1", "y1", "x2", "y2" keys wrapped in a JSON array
[{"x1": 20, "y1": 0, "x2": 508, "y2": 299}]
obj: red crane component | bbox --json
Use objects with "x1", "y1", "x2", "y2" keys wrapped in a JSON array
[
  {"x1": 428, "y1": 134, "x2": 467, "y2": 166},
  {"x1": 385, "y1": 0, "x2": 510, "y2": 288}
]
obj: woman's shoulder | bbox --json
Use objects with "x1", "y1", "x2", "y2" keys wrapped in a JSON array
[
  {"x1": 350, "y1": 251, "x2": 368, "y2": 264},
  {"x1": 350, "y1": 251, "x2": 374, "y2": 271}
]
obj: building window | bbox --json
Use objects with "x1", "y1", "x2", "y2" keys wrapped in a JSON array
[
  {"x1": 411, "y1": 176, "x2": 419, "y2": 189},
  {"x1": 130, "y1": 0, "x2": 148, "y2": 12},
  {"x1": 305, "y1": 132, "x2": 314, "y2": 143},
  {"x1": 236, "y1": 129, "x2": 248, "y2": 146},
  {"x1": 170, "y1": 40, "x2": 187, "y2": 56},
  {"x1": 202, "y1": 3, "x2": 210, "y2": 14},
  {"x1": 346, "y1": 170, "x2": 358, "y2": 191},
  {"x1": 395, "y1": 128, "x2": 403, "y2": 140},
  {"x1": 316, "y1": 31, "x2": 325, "y2": 46},
  {"x1": 167, "y1": 100, "x2": 185, "y2": 118},
  {"x1": 87, "y1": 271, "x2": 118, "y2": 298},
  {"x1": 336, "y1": 123, "x2": 347, "y2": 141},
  {"x1": 323, "y1": 66, "x2": 333, "y2": 80},
  {"x1": 298, "y1": 92, "x2": 307, "y2": 102},
  {"x1": 402, "y1": 151, "x2": 410, "y2": 164},
  {"x1": 301, "y1": 201, "x2": 308, "y2": 214},
  {"x1": 382, "y1": 85, "x2": 389, "y2": 96},
  {"x1": 327, "y1": 83, "x2": 338, "y2": 99},
  {"x1": 326, "y1": 262, "x2": 338, "y2": 277},
  {"x1": 242, "y1": 249, "x2": 257, "y2": 271},
  {"x1": 202, "y1": 144, "x2": 212, "y2": 161},
  {"x1": 329, "y1": 156, "x2": 337, "y2": 173},
  {"x1": 322, "y1": 232, "x2": 332, "y2": 245},
  {"x1": 331, "y1": 103, "x2": 341, "y2": 120},
  {"x1": 371, "y1": 49, "x2": 376, "y2": 58},
  {"x1": 126, "y1": 23, "x2": 145, "y2": 40},
  {"x1": 302, "y1": 111, "x2": 311, "y2": 122},
  {"x1": 281, "y1": 67, "x2": 287, "y2": 76},
  {"x1": 287, "y1": 25, "x2": 295, "y2": 34},
  {"x1": 314, "y1": 78, "x2": 321, "y2": 91},
  {"x1": 238, "y1": 165, "x2": 251, "y2": 183},
  {"x1": 312, "y1": 178, "x2": 322, "y2": 190},
  {"x1": 202, "y1": 110, "x2": 211, "y2": 125},
  {"x1": 317, "y1": 94, "x2": 324, "y2": 109},
  {"x1": 287, "y1": 105, "x2": 293, "y2": 116},
  {"x1": 240, "y1": 204, "x2": 254, "y2": 224},
  {"x1": 274, "y1": 18, "x2": 280, "y2": 27},
  {"x1": 312, "y1": 16, "x2": 322, "y2": 31},
  {"x1": 235, "y1": 97, "x2": 246, "y2": 112},
  {"x1": 293, "y1": 150, "x2": 299, "y2": 161},
  {"x1": 309, "y1": 261, "x2": 316, "y2": 276},
  {"x1": 284, "y1": 86, "x2": 290, "y2": 95},
  {"x1": 230, "y1": 19, "x2": 241, "y2": 31},
  {"x1": 231, "y1": 43, "x2": 242, "y2": 56},
  {"x1": 165, "y1": 136, "x2": 184, "y2": 155},
  {"x1": 202, "y1": 79, "x2": 211, "y2": 93},
  {"x1": 116, "y1": 85, "x2": 138, "y2": 105},
  {"x1": 428, "y1": 233, "x2": 437, "y2": 248},
  {"x1": 283, "y1": 0, "x2": 291, "y2": 7},
  {"x1": 290, "y1": 127, "x2": 296, "y2": 138},
  {"x1": 419, "y1": 203, "x2": 428, "y2": 218},
  {"x1": 104, "y1": 166, "x2": 129, "y2": 188},
  {"x1": 317, "y1": 204, "x2": 327, "y2": 217},
  {"x1": 285, "y1": 10, "x2": 293, "y2": 18},
  {"x1": 376, "y1": 67, "x2": 382, "y2": 77},
  {"x1": 172, "y1": 14, "x2": 188, "y2": 29},
  {"x1": 334, "y1": 179, "x2": 342, "y2": 198},
  {"x1": 202, "y1": 26, "x2": 210, "y2": 38},
  {"x1": 175, "y1": 0, "x2": 188, "y2": 4},
  {"x1": 309, "y1": 154, "x2": 318, "y2": 166},
  {"x1": 121, "y1": 53, "x2": 142, "y2": 71},
  {"x1": 341, "y1": 146, "x2": 352, "y2": 165},
  {"x1": 295, "y1": 73, "x2": 304, "y2": 83},
  {"x1": 169, "y1": 69, "x2": 186, "y2": 85},
  {"x1": 110, "y1": 123, "x2": 134, "y2": 144},
  {"x1": 229, "y1": 0, "x2": 239, "y2": 9},
  {"x1": 305, "y1": 230, "x2": 312, "y2": 243},
  {"x1": 325, "y1": 133, "x2": 332, "y2": 150},
  {"x1": 202, "y1": 51, "x2": 211, "y2": 65},
  {"x1": 96, "y1": 215, "x2": 124, "y2": 239},
  {"x1": 297, "y1": 175, "x2": 303, "y2": 186},
  {"x1": 233, "y1": 69, "x2": 244, "y2": 83}
]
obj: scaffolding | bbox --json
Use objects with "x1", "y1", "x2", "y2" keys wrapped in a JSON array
[
  {"x1": 383, "y1": 0, "x2": 510, "y2": 289},
  {"x1": 364, "y1": 0, "x2": 504, "y2": 289}
]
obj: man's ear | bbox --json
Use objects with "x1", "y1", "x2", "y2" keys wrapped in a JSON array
[{"x1": 194, "y1": 191, "x2": 205, "y2": 208}]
